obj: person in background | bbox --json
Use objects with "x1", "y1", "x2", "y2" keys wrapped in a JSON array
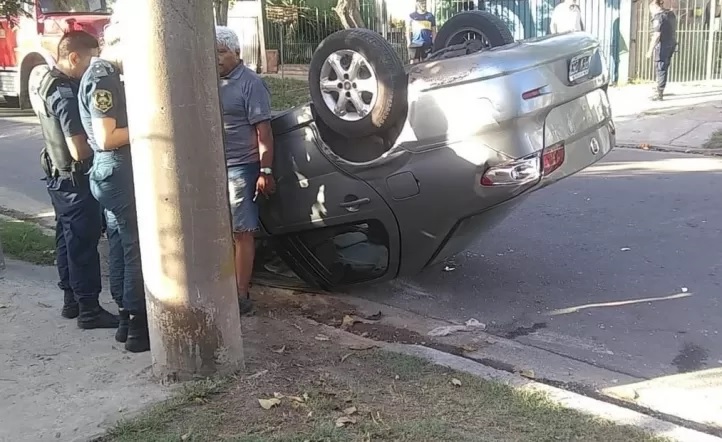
[
  {"x1": 215, "y1": 26, "x2": 276, "y2": 315},
  {"x1": 550, "y1": 0, "x2": 585, "y2": 34},
  {"x1": 77, "y1": 13, "x2": 150, "y2": 353},
  {"x1": 647, "y1": 0, "x2": 677, "y2": 101},
  {"x1": 32, "y1": 31, "x2": 118, "y2": 329},
  {"x1": 408, "y1": 1, "x2": 436, "y2": 64}
]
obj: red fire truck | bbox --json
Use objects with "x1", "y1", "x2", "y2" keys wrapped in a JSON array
[{"x1": 0, "y1": 1, "x2": 113, "y2": 109}]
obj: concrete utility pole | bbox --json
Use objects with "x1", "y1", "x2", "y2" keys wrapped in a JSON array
[{"x1": 123, "y1": 0, "x2": 244, "y2": 381}]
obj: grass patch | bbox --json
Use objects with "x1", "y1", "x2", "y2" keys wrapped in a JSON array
[
  {"x1": 100, "y1": 323, "x2": 669, "y2": 442},
  {"x1": 0, "y1": 219, "x2": 55, "y2": 265},
  {"x1": 703, "y1": 129, "x2": 722, "y2": 149},
  {"x1": 264, "y1": 77, "x2": 310, "y2": 110}
]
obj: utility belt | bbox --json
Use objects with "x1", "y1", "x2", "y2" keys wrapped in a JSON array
[{"x1": 41, "y1": 149, "x2": 92, "y2": 185}]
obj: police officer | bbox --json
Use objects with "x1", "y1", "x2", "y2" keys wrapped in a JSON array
[
  {"x1": 31, "y1": 31, "x2": 119, "y2": 329},
  {"x1": 78, "y1": 17, "x2": 150, "y2": 353},
  {"x1": 647, "y1": 0, "x2": 677, "y2": 101}
]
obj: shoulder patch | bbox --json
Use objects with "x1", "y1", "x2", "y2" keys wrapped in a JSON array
[
  {"x1": 92, "y1": 89, "x2": 114, "y2": 113},
  {"x1": 57, "y1": 85, "x2": 75, "y2": 99},
  {"x1": 92, "y1": 63, "x2": 110, "y2": 77}
]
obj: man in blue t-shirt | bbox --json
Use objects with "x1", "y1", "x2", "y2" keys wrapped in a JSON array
[{"x1": 407, "y1": 1, "x2": 436, "y2": 63}]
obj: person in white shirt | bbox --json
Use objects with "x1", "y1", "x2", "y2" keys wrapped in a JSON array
[{"x1": 550, "y1": 0, "x2": 585, "y2": 34}]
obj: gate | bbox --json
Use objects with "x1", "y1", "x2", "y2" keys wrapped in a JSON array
[
  {"x1": 634, "y1": 0, "x2": 722, "y2": 82},
  {"x1": 263, "y1": 0, "x2": 622, "y2": 81}
]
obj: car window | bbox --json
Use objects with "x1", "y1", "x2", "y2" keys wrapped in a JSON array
[
  {"x1": 39, "y1": 0, "x2": 113, "y2": 14},
  {"x1": 296, "y1": 221, "x2": 390, "y2": 285}
]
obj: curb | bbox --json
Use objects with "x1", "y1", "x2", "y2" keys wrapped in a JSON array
[
  {"x1": 314, "y1": 322, "x2": 722, "y2": 442},
  {"x1": 616, "y1": 142, "x2": 722, "y2": 156}
]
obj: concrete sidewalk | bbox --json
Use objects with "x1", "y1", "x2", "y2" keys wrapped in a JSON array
[{"x1": 608, "y1": 82, "x2": 722, "y2": 152}]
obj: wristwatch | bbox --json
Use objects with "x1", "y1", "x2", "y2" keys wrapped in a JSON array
[{"x1": 260, "y1": 167, "x2": 273, "y2": 175}]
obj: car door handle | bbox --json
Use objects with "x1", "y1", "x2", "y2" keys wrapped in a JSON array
[{"x1": 339, "y1": 197, "x2": 371, "y2": 208}]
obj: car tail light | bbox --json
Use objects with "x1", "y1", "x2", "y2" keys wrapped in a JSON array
[
  {"x1": 542, "y1": 142, "x2": 565, "y2": 176},
  {"x1": 481, "y1": 154, "x2": 541, "y2": 187},
  {"x1": 522, "y1": 87, "x2": 544, "y2": 100}
]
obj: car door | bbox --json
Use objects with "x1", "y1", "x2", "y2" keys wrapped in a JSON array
[{"x1": 258, "y1": 108, "x2": 401, "y2": 290}]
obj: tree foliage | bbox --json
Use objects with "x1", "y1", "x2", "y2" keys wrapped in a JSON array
[
  {"x1": 334, "y1": 0, "x2": 364, "y2": 29},
  {"x1": 1, "y1": 0, "x2": 32, "y2": 19}
]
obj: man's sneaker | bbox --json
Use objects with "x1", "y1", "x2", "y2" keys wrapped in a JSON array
[
  {"x1": 77, "y1": 300, "x2": 120, "y2": 329},
  {"x1": 61, "y1": 290, "x2": 79, "y2": 319},
  {"x1": 115, "y1": 309, "x2": 130, "y2": 343},
  {"x1": 239, "y1": 297, "x2": 254, "y2": 316},
  {"x1": 125, "y1": 314, "x2": 151, "y2": 353}
]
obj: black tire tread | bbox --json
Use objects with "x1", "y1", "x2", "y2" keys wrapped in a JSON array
[{"x1": 433, "y1": 11, "x2": 514, "y2": 52}]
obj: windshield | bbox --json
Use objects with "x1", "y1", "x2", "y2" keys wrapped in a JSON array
[{"x1": 39, "y1": 0, "x2": 113, "y2": 14}]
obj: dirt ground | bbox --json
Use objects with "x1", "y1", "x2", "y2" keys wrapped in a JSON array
[
  {"x1": 0, "y1": 255, "x2": 669, "y2": 442},
  {"x1": 98, "y1": 291, "x2": 666, "y2": 442}
]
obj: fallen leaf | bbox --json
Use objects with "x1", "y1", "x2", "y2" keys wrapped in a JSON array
[
  {"x1": 520, "y1": 369, "x2": 536, "y2": 379},
  {"x1": 428, "y1": 325, "x2": 469, "y2": 337},
  {"x1": 288, "y1": 395, "x2": 305, "y2": 403},
  {"x1": 273, "y1": 392, "x2": 285, "y2": 399},
  {"x1": 340, "y1": 353, "x2": 353, "y2": 363},
  {"x1": 272, "y1": 345, "x2": 286, "y2": 354},
  {"x1": 315, "y1": 334, "x2": 330, "y2": 341},
  {"x1": 461, "y1": 344, "x2": 478, "y2": 353},
  {"x1": 443, "y1": 265, "x2": 456, "y2": 272},
  {"x1": 247, "y1": 370, "x2": 268, "y2": 379},
  {"x1": 465, "y1": 318, "x2": 486, "y2": 329},
  {"x1": 343, "y1": 406, "x2": 358, "y2": 415},
  {"x1": 335, "y1": 416, "x2": 357, "y2": 427},
  {"x1": 37, "y1": 302, "x2": 52, "y2": 308},
  {"x1": 341, "y1": 314, "x2": 379, "y2": 329},
  {"x1": 348, "y1": 343, "x2": 378, "y2": 351},
  {"x1": 303, "y1": 392, "x2": 310, "y2": 401},
  {"x1": 681, "y1": 287, "x2": 689, "y2": 293},
  {"x1": 451, "y1": 378, "x2": 462, "y2": 387},
  {"x1": 365, "y1": 311, "x2": 383, "y2": 321},
  {"x1": 181, "y1": 430, "x2": 192, "y2": 441},
  {"x1": 620, "y1": 247, "x2": 631, "y2": 252},
  {"x1": 258, "y1": 398, "x2": 281, "y2": 410}
]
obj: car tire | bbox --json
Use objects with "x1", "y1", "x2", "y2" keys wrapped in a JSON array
[
  {"x1": 433, "y1": 11, "x2": 514, "y2": 53},
  {"x1": 27, "y1": 63, "x2": 50, "y2": 114},
  {"x1": 309, "y1": 28, "x2": 407, "y2": 139}
]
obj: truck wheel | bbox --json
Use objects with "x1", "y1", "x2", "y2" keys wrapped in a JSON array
[
  {"x1": 28, "y1": 64, "x2": 50, "y2": 114},
  {"x1": 433, "y1": 11, "x2": 514, "y2": 53},
  {"x1": 309, "y1": 28, "x2": 407, "y2": 139}
]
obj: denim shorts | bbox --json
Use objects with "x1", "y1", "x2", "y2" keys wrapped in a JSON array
[{"x1": 228, "y1": 162, "x2": 260, "y2": 233}]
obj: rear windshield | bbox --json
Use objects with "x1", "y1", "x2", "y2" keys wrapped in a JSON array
[{"x1": 39, "y1": 0, "x2": 113, "y2": 14}]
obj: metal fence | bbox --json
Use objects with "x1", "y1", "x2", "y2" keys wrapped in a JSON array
[
  {"x1": 263, "y1": 0, "x2": 622, "y2": 81},
  {"x1": 634, "y1": 0, "x2": 722, "y2": 83},
  {"x1": 228, "y1": 15, "x2": 262, "y2": 70}
]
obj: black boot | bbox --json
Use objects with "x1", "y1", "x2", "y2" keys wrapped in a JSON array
[
  {"x1": 61, "y1": 290, "x2": 79, "y2": 319},
  {"x1": 77, "y1": 299, "x2": 120, "y2": 329},
  {"x1": 125, "y1": 313, "x2": 150, "y2": 353},
  {"x1": 238, "y1": 294, "x2": 254, "y2": 316},
  {"x1": 115, "y1": 309, "x2": 130, "y2": 343}
]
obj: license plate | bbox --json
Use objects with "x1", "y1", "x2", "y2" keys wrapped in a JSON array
[{"x1": 568, "y1": 54, "x2": 591, "y2": 82}]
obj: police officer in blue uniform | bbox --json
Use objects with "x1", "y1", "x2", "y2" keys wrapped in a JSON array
[
  {"x1": 32, "y1": 31, "x2": 119, "y2": 329},
  {"x1": 78, "y1": 23, "x2": 150, "y2": 353},
  {"x1": 647, "y1": 0, "x2": 677, "y2": 101}
]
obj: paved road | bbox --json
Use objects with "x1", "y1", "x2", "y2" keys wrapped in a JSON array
[
  {"x1": 352, "y1": 148, "x2": 722, "y2": 384},
  {"x1": 2, "y1": 105, "x2": 721, "y2": 387}
]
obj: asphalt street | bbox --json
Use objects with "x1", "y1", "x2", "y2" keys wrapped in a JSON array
[{"x1": 2, "y1": 104, "x2": 721, "y2": 387}]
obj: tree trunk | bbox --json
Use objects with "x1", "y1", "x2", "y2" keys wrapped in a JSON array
[
  {"x1": 214, "y1": 0, "x2": 229, "y2": 26},
  {"x1": 334, "y1": 0, "x2": 365, "y2": 29}
]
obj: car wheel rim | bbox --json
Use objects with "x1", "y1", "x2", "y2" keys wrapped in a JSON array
[
  {"x1": 446, "y1": 28, "x2": 491, "y2": 47},
  {"x1": 319, "y1": 50, "x2": 379, "y2": 122}
]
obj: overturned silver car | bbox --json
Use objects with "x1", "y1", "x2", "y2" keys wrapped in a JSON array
[{"x1": 254, "y1": 12, "x2": 614, "y2": 290}]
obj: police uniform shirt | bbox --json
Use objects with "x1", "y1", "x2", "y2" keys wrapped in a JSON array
[
  {"x1": 652, "y1": 10, "x2": 677, "y2": 61},
  {"x1": 45, "y1": 69, "x2": 85, "y2": 140},
  {"x1": 78, "y1": 57, "x2": 130, "y2": 153}
]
